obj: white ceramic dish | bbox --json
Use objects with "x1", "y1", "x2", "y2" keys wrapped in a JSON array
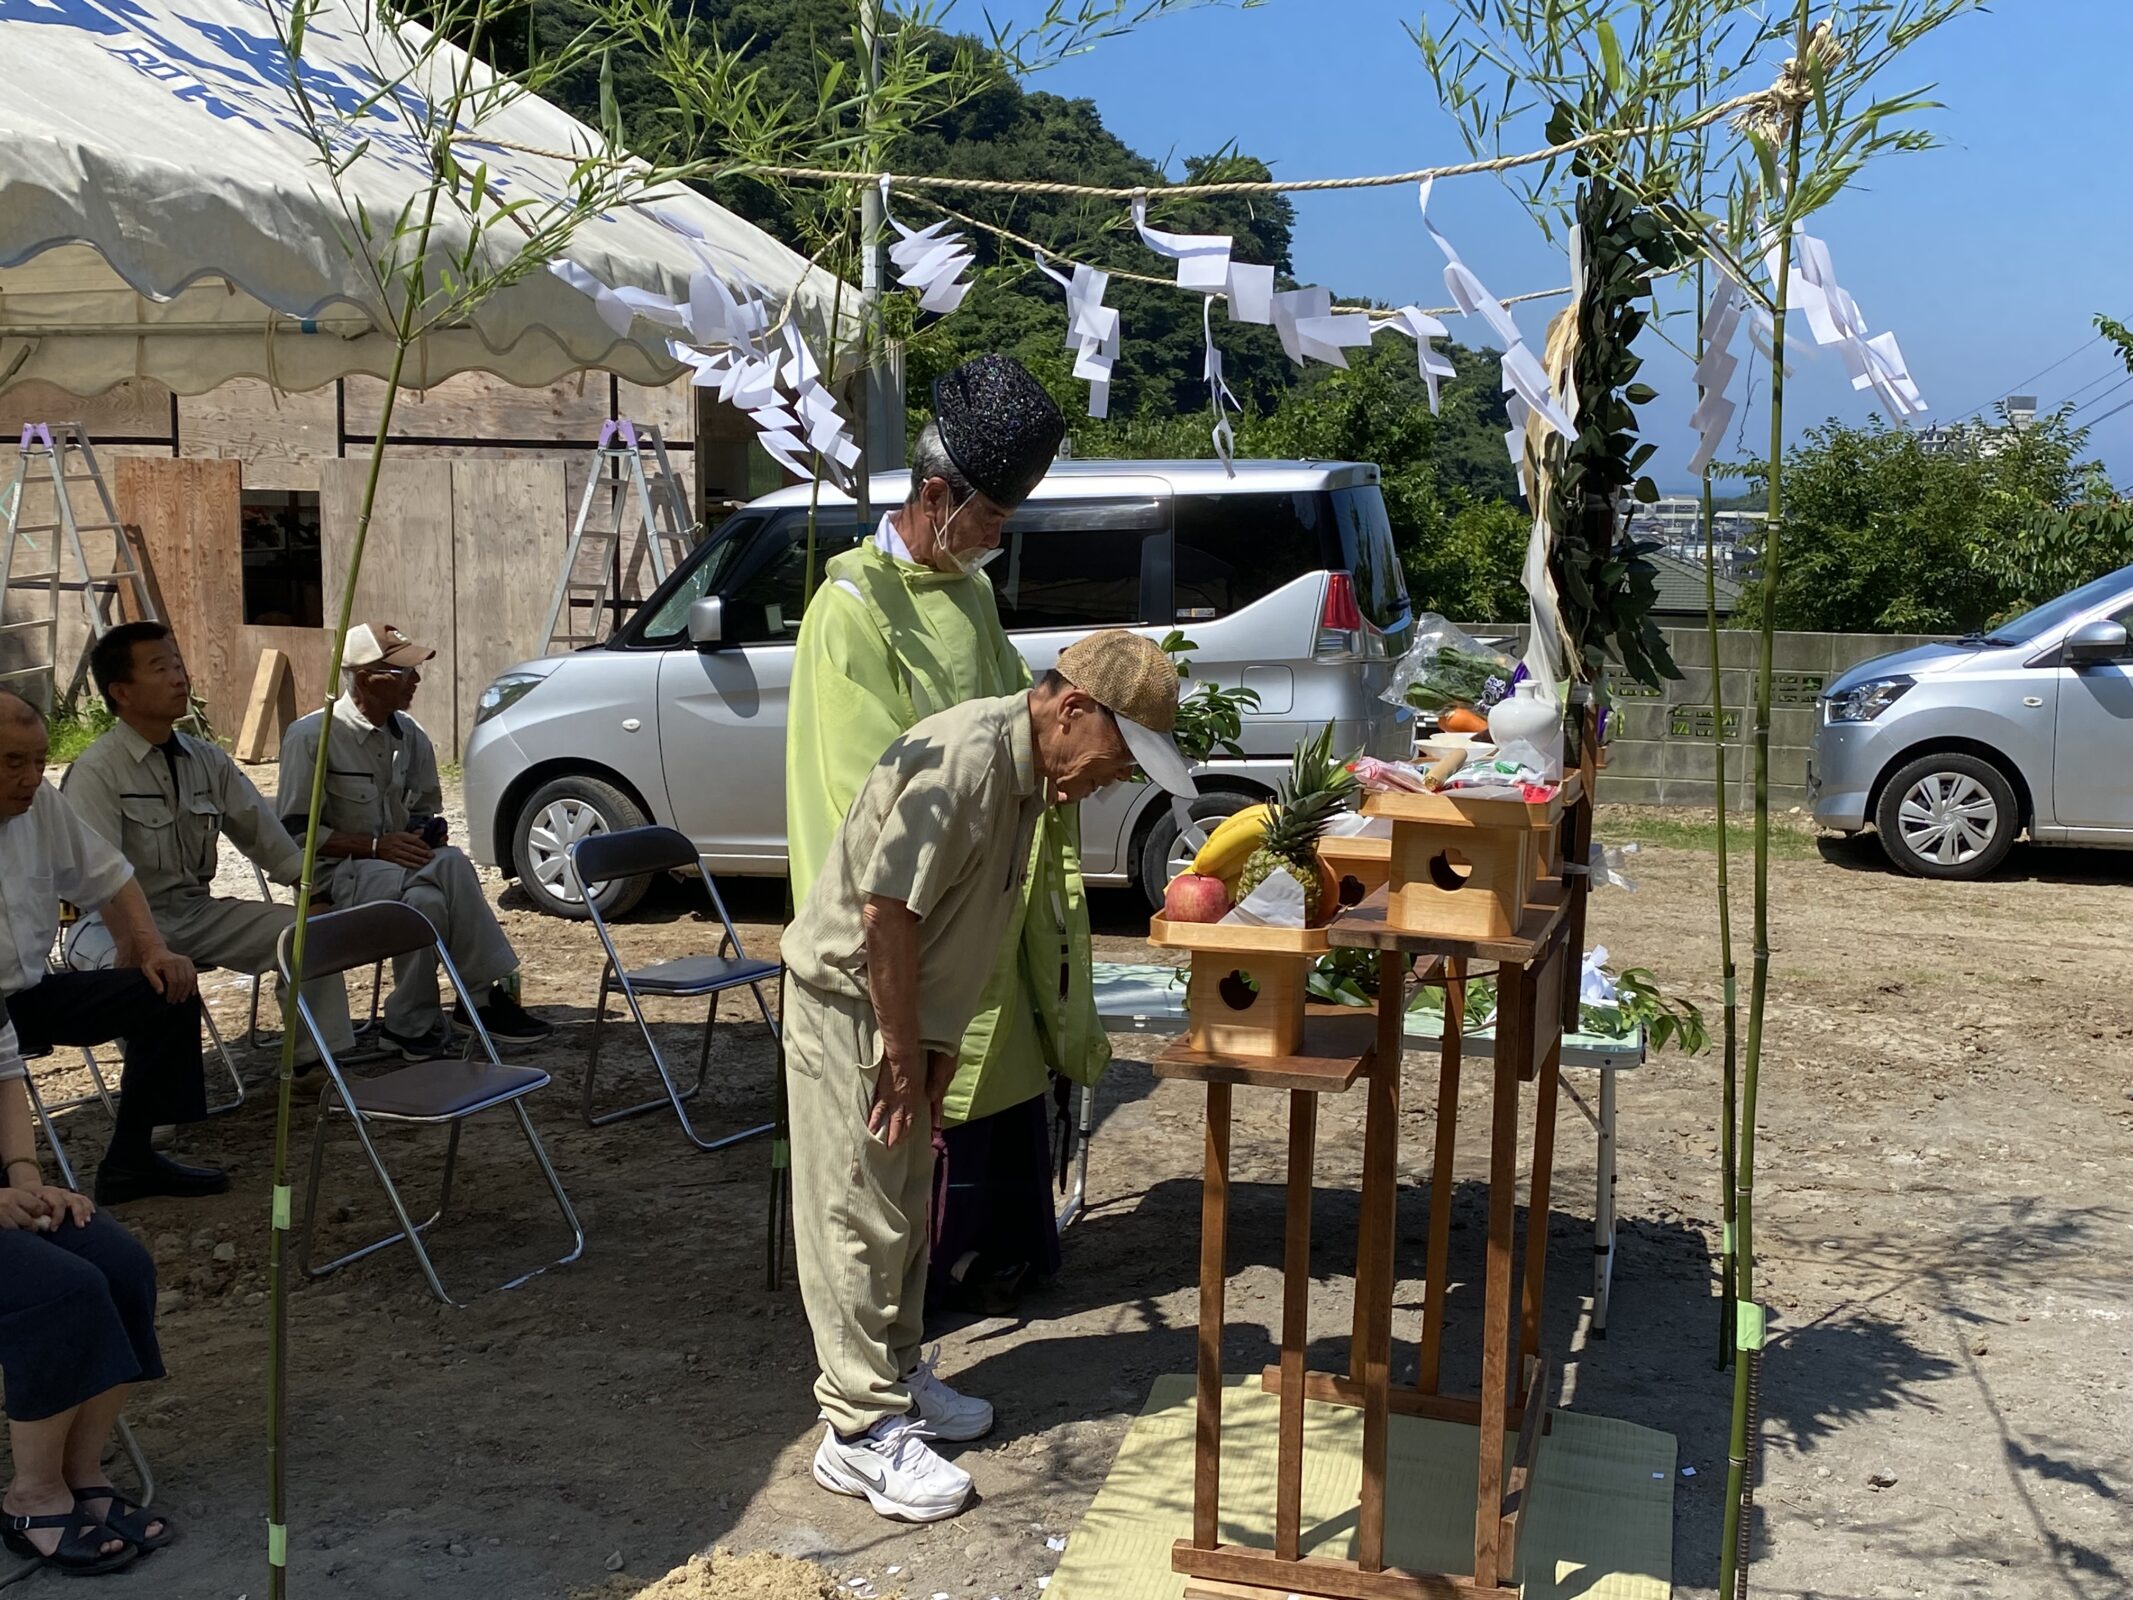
[{"x1": 1419, "y1": 736, "x2": 1498, "y2": 762}]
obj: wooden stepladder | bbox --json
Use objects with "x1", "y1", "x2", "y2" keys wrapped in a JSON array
[
  {"x1": 541, "y1": 419, "x2": 697, "y2": 652},
  {"x1": 1, "y1": 424, "x2": 160, "y2": 711}
]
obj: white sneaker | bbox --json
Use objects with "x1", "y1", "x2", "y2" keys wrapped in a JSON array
[
  {"x1": 812, "y1": 1417, "x2": 972, "y2": 1522},
  {"x1": 907, "y1": 1347, "x2": 995, "y2": 1442}
]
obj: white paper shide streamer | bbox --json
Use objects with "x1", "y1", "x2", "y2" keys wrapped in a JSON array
[
  {"x1": 1772, "y1": 228, "x2": 1926, "y2": 421},
  {"x1": 883, "y1": 178, "x2": 976, "y2": 316},
  {"x1": 1687, "y1": 274, "x2": 1746, "y2": 477},
  {"x1": 1418, "y1": 178, "x2": 1576, "y2": 473},
  {"x1": 549, "y1": 215, "x2": 861, "y2": 487},
  {"x1": 1132, "y1": 195, "x2": 1282, "y2": 474},
  {"x1": 1033, "y1": 251, "x2": 1121, "y2": 419}
]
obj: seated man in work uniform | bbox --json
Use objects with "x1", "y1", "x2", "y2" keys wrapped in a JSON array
[
  {"x1": 276, "y1": 623, "x2": 552, "y2": 1061},
  {"x1": 785, "y1": 629, "x2": 1196, "y2": 1523},
  {"x1": 63, "y1": 622, "x2": 356, "y2": 1066}
]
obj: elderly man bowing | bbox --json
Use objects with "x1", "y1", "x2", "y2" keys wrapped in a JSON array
[
  {"x1": 785, "y1": 630, "x2": 1196, "y2": 1523},
  {"x1": 787, "y1": 353, "x2": 1106, "y2": 1314}
]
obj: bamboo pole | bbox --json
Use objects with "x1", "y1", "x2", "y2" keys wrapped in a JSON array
[
  {"x1": 264, "y1": 117, "x2": 454, "y2": 1595},
  {"x1": 1691, "y1": 39, "x2": 1740, "y2": 1373},
  {"x1": 1718, "y1": 5, "x2": 1809, "y2": 1591}
]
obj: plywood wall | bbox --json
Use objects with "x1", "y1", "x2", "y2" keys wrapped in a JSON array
[
  {"x1": 177, "y1": 379, "x2": 336, "y2": 492},
  {"x1": 320, "y1": 458, "x2": 459, "y2": 747},
  {"x1": 115, "y1": 458, "x2": 245, "y2": 726},
  {"x1": 450, "y1": 460, "x2": 568, "y2": 748}
]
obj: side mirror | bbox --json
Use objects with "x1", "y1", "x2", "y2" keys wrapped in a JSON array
[
  {"x1": 2063, "y1": 617, "x2": 2129, "y2": 664},
  {"x1": 686, "y1": 596, "x2": 725, "y2": 649}
]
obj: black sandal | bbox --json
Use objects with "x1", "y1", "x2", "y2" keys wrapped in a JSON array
[
  {"x1": 2, "y1": 1508, "x2": 141, "y2": 1575},
  {"x1": 72, "y1": 1487, "x2": 177, "y2": 1552}
]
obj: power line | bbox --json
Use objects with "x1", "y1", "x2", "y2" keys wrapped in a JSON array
[
  {"x1": 2069, "y1": 373, "x2": 2133, "y2": 417},
  {"x1": 2081, "y1": 391, "x2": 2133, "y2": 429},
  {"x1": 2049, "y1": 360, "x2": 2130, "y2": 409},
  {"x1": 1936, "y1": 332, "x2": 2105, "y2": 422}
]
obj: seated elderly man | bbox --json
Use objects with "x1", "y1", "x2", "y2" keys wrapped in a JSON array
[
  {"x1": 0, "y1": 690, "x2": 221, "y2": 1204},
  {"x1": 276, "y1": 623, "x2": 551, "y2": 1061},
  {"x1": 1, "y1": 1019, "x2": 174, "y2": 1575},
  {"x1": 63, "y1": 622, "x2": 355, "y2": 1066}
]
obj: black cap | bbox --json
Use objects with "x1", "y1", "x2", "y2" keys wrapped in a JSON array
[{"x1": 930, "y1": 354, "x2": 1066, "y2": 508}]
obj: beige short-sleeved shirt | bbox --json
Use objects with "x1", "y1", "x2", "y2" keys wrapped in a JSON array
[
  {"x1": 781, "y1": 692, "x2": 1044, "y2": 1058},
  {"x1": 65, "y1": 721, "x2": 305, "y2": 909}
]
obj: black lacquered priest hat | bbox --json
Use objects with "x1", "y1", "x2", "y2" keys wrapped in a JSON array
[{"x1": 931, "y1": 353, "x2": 1066, "y2": 508}]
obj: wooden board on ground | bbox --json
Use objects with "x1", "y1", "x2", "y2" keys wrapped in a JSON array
[{"x1": 235, "y1": 647, "x2": 294, "y2": 764}]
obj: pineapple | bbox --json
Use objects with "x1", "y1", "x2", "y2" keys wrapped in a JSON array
[{"x1": 1235, "y1": 725, "x2": 1359, "y2": 923}]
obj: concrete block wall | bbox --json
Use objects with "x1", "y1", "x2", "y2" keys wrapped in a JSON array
[{"x1": 1458, "y1": 623, "x2": 1943, "y2": 810}]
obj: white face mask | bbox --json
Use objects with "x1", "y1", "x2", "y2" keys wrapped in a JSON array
[{"x1": 931, "y1": 494, "x2": 1003, "y2": 577}]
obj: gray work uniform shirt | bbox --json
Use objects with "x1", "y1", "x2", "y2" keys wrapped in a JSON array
[
  {"x1": 781, "y1": 693, "x2": 1045, "y2": 1059},
  {"x1": 64, "y1": 722, "x2": 305, "y2": 910},
  {"x1": 276, "y1": 699, "x2": 444, "y2": 845}
]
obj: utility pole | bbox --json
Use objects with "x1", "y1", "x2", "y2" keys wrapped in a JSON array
[{"x1": 853, "y1": 0, "x2": 884, "y2": 530}]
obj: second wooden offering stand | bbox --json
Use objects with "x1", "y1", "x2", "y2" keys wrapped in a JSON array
[{"x1": 1159, "y1": 772, "x2": 1592, "y2": 1600}]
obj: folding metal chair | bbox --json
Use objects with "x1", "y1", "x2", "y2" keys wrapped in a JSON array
[
  {"x1": 569, "y1": 827, "x2": 780, "y2": 1152},
  {"x1": 244, "y1": 866, "x2": 387, "y2": 1051},
  {"x1": 56, "y1": 925, "x2": 248, "y2": 1119},
  {"x1": 280, "y1": 903, "x2": 584, "y2": 1307}
]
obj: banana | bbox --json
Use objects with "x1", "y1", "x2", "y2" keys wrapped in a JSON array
[{"x1": 1190, "y1": 803, "x2": 1271, "y2": 879}]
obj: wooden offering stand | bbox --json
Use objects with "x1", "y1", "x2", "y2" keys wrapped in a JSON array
[
  {"x1": 1147, "y1": 916, "x2": 1334, "y2": 1060},
  {"x1": 1164, "y1": 741, "x2": 1598, "y2": 1600}
]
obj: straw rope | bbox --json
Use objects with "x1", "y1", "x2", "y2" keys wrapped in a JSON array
[
  {"x1": 734, "y1": 86, "x2": 1780, "y2": 199},
  {"x1": 907, "y1": 195, "x2": 1573, "y2": 319}
]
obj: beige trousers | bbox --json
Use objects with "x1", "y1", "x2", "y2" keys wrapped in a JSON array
[
  {"x1": 323, "y1": 848, "x2": 517, "y2": 1037},
  {"x1": 785, "y1": 977, "x2": 933, "y2": 1438},
  {"x1": 70, "y1": 893, "x2": 356, "y2": 1060}
]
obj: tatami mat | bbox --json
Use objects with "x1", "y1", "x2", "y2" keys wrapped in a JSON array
[{"x1": 1049, "y1": 1376, "x2": 1674, "y2": 1600}]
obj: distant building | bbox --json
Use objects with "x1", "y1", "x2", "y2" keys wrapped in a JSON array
[
  {"x1": 1918, "y1": 399, "x2": 2038, "y2": 459},
  {"x1": 1643, "y1": 548, "x2": 1744, "y2": 621},
  {"x1": 1624, "y1": 496, "x2": 1764, "y2": 582}
]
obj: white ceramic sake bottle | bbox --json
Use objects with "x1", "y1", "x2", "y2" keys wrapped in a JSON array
[{"x1": 1486, "y1": 677, "x2": 1564, "y2": 775}]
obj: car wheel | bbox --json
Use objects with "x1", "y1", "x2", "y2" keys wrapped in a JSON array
[
  {"x1": 513, "y1": 776, "x2": 653, "y2": 920},
  {"x1": 1873, "y1": 754, "x2": 2018, "y2": 880},
  {"x1": 1136, "y1": 791, "x2": 1263, "y2": 912}
]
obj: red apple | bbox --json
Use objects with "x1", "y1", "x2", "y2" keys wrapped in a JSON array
[{"x1": 1164, "y1": 872, "x2": 1231, "y2": 924}]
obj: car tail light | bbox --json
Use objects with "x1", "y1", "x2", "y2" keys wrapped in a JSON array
[{"x1": 1316, "y1": 572, "x2": 1366, "y2": 657}]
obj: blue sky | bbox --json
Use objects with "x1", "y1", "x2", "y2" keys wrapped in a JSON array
[{"x1": 983, "y1": 0, "x2": 2132, "y2": 489}]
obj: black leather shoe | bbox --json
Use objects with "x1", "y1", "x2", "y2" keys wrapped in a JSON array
[{"x1": 94, "y1": 1154, "x2": 231, "y2": 1205}]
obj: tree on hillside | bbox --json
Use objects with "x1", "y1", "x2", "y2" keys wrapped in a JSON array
[{"x1": 1738, "y1": 407, "x2": 2103, "y2": 634}]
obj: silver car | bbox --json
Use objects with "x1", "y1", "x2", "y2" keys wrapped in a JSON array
[
  {"x1": 1810, "y1": 563, "x2": 2133, "y2": 878},
  {"x1": 463, "y1": 459, "x2": 1415, "y2": 916}
]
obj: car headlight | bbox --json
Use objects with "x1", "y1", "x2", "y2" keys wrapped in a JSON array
[
  {"x1": 1825, "y1": 675, "x2": 1913, "y2": 723},
  {"x1": 474, "y1": 672, "x2": 546, "y2": 727}
]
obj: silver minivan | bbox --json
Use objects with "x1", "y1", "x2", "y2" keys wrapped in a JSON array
[
  {"x1": 463, "y1": 459, "x2": 1415, "y2": 915},
  {"x1": 1810, "y1": 562, "x2": 2133, "y2": 878}
]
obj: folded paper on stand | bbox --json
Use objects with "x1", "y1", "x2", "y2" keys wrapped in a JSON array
[{"x1": 1220, "y1": 869, "x2": 1307, "y2": 929}]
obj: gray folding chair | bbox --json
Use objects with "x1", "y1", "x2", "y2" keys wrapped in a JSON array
[
  {"x1": 58, "y1": 922, "x2": 247, "y2": 1118},
  {"x1": 568, "y1": 826, "x2": 779, "y2": 1152},
  {"x1": 279, "y1": 903, "x2": 584, "y2": 1307}
]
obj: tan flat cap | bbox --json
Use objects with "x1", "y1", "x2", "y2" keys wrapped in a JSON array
[{"x1": 1053, "y1": 629, "x2": 1197, "y2": 798}]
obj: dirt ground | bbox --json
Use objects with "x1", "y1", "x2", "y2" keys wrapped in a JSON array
[{"x1": 12, "y1": 777, "x2": 2131, "y2": 1600}]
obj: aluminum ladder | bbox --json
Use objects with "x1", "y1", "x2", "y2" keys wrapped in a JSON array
[
  {"x1": 0, "y1": 423, "x2": 160, "y2": 712},
  {"x1": 541, "y1": 419, "x2": 697, "y2": 652}
]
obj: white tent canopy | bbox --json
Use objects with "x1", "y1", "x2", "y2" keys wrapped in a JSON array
[{"x1": 0, "y1": 0, "x2": 842, "y2": 397}]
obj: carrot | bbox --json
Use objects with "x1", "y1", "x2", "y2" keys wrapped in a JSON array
[{"x1": 1439, "y1": 706, "x2": 1489, "y2": 734}]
